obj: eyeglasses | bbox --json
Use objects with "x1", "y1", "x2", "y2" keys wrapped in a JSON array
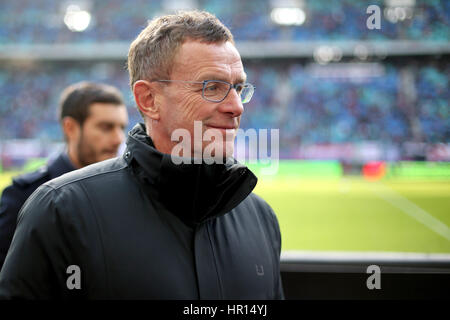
[{"x1": 153, "y1": 79, "x2": 255, "y2": 104}]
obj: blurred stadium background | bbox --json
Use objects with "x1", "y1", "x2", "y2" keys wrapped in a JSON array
[{"x1": 0, "y1": 0, "x2": 449, "y2": 257}]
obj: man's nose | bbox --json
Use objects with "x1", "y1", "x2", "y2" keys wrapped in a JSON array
[
  {"x1": 112, "y1": 127, "x2": 125, "y2": 146},
  {"x1": 218, "y1": 88, "x2": 244, "y2": 118}
]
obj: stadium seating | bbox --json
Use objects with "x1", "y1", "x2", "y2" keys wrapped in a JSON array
[
  {"x1": 0, "y1": 0, "x2": 448, "y2": 159},
  {"x1": 0, "y1": 0, "x2": 448, "y2": 43},
  {"x1": 0, "y1": 61, "x2": 448, "y2": 151}
]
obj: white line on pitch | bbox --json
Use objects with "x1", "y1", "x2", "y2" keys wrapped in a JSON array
[{"x1": 369, "y1": 181, "x2": 450, "y2": 242}]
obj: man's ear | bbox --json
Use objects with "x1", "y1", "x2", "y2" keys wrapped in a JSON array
[
  {"x1": 133, "y1": 80, "x2": 160, "y2": 121},
  {"x1": 61, "y1": 117, "x2": 81, "y2": 142}
]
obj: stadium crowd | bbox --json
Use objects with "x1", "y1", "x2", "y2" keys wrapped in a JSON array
[
  {"x1": 0, "y1": 61, "x2": 448, "y2": 151},
  {"x1": 0, "y1": 0, "x2": 448, "y2": 159},
  {"x1": 0, "y1": 0, "x2": 448, "y2": 43}
]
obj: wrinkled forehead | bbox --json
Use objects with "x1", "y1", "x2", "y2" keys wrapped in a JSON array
[{"x1": 171, "y1": 40, "x2": 246, "y2": 81}]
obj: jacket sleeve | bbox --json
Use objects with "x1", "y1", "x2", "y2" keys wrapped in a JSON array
[
  {"x1": 267, "y1": 205, "x2": 285, "y2": 300},
  {"x1": 252, "y1": 194, "x2": 285, "y2": 300},
  {"x1": 0, "y1": 185, "x2": 78, "y2": 299},
  {"x1": 0, "y1": 184, "x2": 28, "y2": 271}
]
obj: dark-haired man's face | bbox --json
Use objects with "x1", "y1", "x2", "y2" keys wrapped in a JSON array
[{"x1": 72, "y1": 103, "x2": 128, "y2": 168}]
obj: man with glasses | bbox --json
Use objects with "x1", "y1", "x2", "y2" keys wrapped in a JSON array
[{"x1": 0, "y1": 11, "x2": 284, "y2": 300}]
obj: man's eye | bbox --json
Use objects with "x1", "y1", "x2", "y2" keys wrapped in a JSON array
[
  {"x1": 99, "y1": 124, "x2": 112, "y2": 131},
  {"x1": 205, "y1": 84, "x2": 218, "y2": 91}
]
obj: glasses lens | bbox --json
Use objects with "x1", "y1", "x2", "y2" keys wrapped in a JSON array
[
  {"x1": 202, "y1": 81, "x2": 254, "y2": 103},
  {"x1": 240, "y1": 84, "x2": 254, "y2": 104},
  {"x1": 203, "y1": 81, "x2": 230, "y2": 102}
]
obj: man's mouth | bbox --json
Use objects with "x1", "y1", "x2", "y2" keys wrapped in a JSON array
[{"x1": 205, "y1": 124, "x2": 237, "y2": 132}]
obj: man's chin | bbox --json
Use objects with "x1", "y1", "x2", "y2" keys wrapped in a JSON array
[
  {"x1": 98, "y1": 152, "x2": 118, "y2": 162},
  {"x1": 201, "y1": 141, "x2": 234, "y2": 161}
]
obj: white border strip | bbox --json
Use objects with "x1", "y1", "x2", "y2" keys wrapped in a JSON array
[{"x1": 281, "y1": 250, "x2": 450, "y2": 263}]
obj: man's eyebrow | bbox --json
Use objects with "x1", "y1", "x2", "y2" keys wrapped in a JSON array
[
  {"x1": 95, "y1": 121, "x2": 114, "y2": 127},
  {"x1": 97, "y1": 120, "x2": 127, "y2": 128},
  {"x1": 197, "y1": 73, "x2": 247, "y2": 83},
  {"x1": 196, "y1": 74, "x2": 227, "y2": 82}
]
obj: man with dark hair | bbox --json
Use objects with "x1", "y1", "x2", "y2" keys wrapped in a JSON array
[
  {"x1": 0, "y1": 81, "x2": 128, "y2": 269},
  {"x1": 57, "y1": 81, "x2": 129, "y2": 168},
  {"x1": 0, "y1": 11, "x2": 283, "y2": 300}
]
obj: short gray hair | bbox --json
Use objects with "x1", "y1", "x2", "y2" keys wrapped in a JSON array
[{"x1": 127, "y1": 10, "x2": 234, "y2": 90}]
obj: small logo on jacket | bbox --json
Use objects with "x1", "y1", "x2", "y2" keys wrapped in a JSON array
[{"x1": 255, "y1": 264, "x2": 264, "y2": 276}]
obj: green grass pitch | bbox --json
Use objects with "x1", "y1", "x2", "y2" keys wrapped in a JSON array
[{"x1": 254, "y1": 177, "x2": 450, "y2": 253}]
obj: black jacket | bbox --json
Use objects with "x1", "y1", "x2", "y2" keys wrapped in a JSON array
[
  {"x1": 0, "y1": 153, "x2": 74, "y2": 270},
  {"x1": 0, "y1": 124, "x2": 284, "y2": 300}
]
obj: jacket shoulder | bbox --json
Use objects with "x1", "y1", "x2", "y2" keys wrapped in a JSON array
[
  {"x1": 240, "y1": 193, "x2": 281, "y2": 234},
  {"x1": 45, "y1": 156, "x2": 128, "y2": 190},
  {"x1": 12, "y1": 167, "x2": 50, "y2": 189},
  {"x1": 246, "y1": 193, "x2": 275, "y2": 214}
]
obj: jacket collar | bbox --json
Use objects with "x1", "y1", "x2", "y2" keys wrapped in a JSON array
[
  {"x1": 47, "y1": 152, "x2": 76, "y2": 179},
  {"x1": 124, "y1": 123, "x2": 257, "y2": 227}
]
